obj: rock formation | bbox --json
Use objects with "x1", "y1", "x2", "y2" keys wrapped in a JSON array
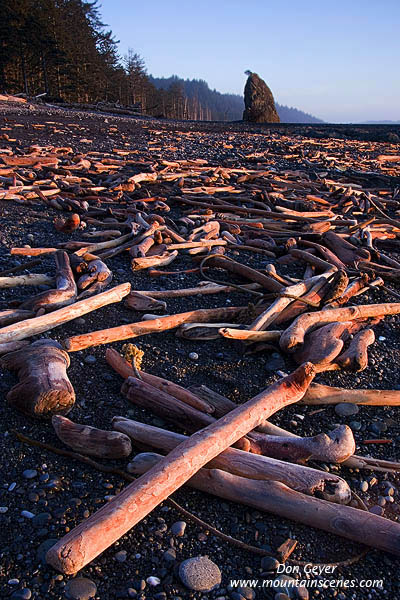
[{"x1": 243, "y1": 72, "x2": 280, "y2": 123}]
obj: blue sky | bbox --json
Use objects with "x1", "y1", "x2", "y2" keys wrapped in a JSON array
[{"x1": 99, "y1": 0, "x2": 399, "y2": 123}]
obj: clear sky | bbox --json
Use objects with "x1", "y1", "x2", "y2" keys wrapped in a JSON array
[{"x1": 99, "y1": 0, "x2": 399, "y2": 123}]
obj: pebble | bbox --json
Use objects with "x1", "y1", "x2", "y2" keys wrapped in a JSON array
[
  {"x1": 65, "y1": 577, "x2": 97, "y2": 600},
  {"x1": 370, "y1": 421, "x2": 387, "y2": 435},
  {"x1": 8, "y1": 482, "x2": 17, "y2": 491},
  {"x1": 21, "y1": 510, "x2": 35, "y2": 519},
  {"x1": 84, "y1": 355, "x2": 97, "y2": 364},
  {"x1": 261, "y1": 556, "x2": 280, "y2": 571},
  {"x1": 359, "y1": 481, "x2": 369, "y2": 492},
  {"x1": 378, "y1": 496, "x2": 386, "y2": 507},
  {"x1": 32, "y1": 512, "x2": 51, "y2": 527},
  {"x1": 75, "y1": 318, "x2": 86, "y2": 325},
  {"x1": 265, "y1": 353, "x2": 285, "y2": 372},
  {"x1": 274, "y1": 595, "x2": 290, "y2": 600},
  {"x1": 179, "y1": 556, "x2": 221, "y2": 592},
  {"x1": 114, "y1": 550, "x2": 127, "y2": 562},
  {"x1": 8, "y1": 579, "x2": 20, "y2": 585},
  {"x1": 171, "y1": 521, "x2": 186, "y2": 536},
  {"x1": 163, "y1": 548, "x2": 176, "y2": 562},
  {"x1": 36, "y1": 538, "x2": 58, "y2": 562},
  {"x1": 0, "y1": 506, "x2": 8, "y2": 513},
  {"x1": 349, "y1": 420, "x2": 362, "y2": 431},
  {"x1": 23, "y1": 469, "x2": 38, "y2": 479},
  {"x1": 189, "y1": 352, "x2": 199, "y2": 361},
  {"x1": 11, "y1": 589, "x2": 32, "y2": 600},
  {"x1": 334, "y1": 403, "x2": 359, "y2": 417},
  {"x1": 273, "y1": 575, "x2": 309, "y2": 599},
  {"x1": 369, "y1": 505, "x2": 384, "y2": 516},
  {"x1": 146, "y1": 576, "x2": 161, "y2": 586}
]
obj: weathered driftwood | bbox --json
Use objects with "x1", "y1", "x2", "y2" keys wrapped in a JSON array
[
  {"x1": 46, "y1": 363, "x2": 315, "y2": 574},
  {"x1": 125, "y1": 292, "x2": 167, "y2": 312},
  {"x1": 121, "y1": 375, "x2": 354, "y2": 463},
  {"x1": 1, "y1": 339, "x2": 75, "y2": 418},
  {"x1": 0, "y1": 283, "x2": 130, "y2": 344},
  {"x1": 105, "y1": 348, "x2": 214, "y2": 413},
  {"x1": 11, "y1": 247, "x2": 58, "y2": 256},
  {"x1": 52, "y1": 416, "x2": 132, "y2": 459},
  {"x1": 54, "y1": 213, "x2": 80, "y2": 233},
  {"x1": 189, "y1": 385, "x2": 395, "y2": 471},
  {"x1": 0, "y1": 309, "x2": 35, "y2": 327},
  {"x1": 20, "y1": 251, "x2": 77, "y2": 312},
  {"x1": 131, "y1": 250, "x2": 178, "y2": 271},
  {"x1": 133, "y1": 282, "x2": 260, "y2": 299},
  {"x1": 176, "y1": 323, "x2": 240, "y2": 341},
  {"x1": 76, "y1": 258, "x2": 111, "y2": 289},
  {"x1": 129, "y1": 452, "x2": 400, "y2": 556},
  {"x1": 0, "y1": 274, "x2": 54, "y2": 288},
  {"x1": 113, "y1": 417, "x2": 351, "y2": 503},
  {"x1": 336, "y1": 329, "x2": 375, "y2": 371},
  {"x1": 322, "y1": 231, "x2": 370, "y2": 265},
  {"x1": 63, "y1": 305, "x2": 262, "y2": 351},
  {"x1": 273, "y1": 270, "x2": 348, "y2": 326},
  {"x1": 247, "y1": 274, "x2": 332, "y2": 332},
  {"x1": 218, "y1": 328, "x2": 282, "y2": 342},
  {"x1": 301, "y1": 382, "x2": 400, "y2": 406},
  {"x1": 280, "y1": 303, "x2": 400, "y2": 353},
  {"x1": 205, "y1": 255, "x2": 282, "y2": 292},
  {"x1": 292, "y1": 321, "x2": 354, "y2": 369},
  {"x1": 0, "y1": 340, "x2": 30, "y2": 356}
]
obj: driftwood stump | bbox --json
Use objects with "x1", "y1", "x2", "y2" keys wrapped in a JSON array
[{"x1": 1, "y1": 339, "x2": 75, "y2": 418}]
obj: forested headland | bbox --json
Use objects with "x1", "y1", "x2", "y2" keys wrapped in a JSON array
[{"x1": 0, "y1": 0, "x2": 322, "y2": 123}]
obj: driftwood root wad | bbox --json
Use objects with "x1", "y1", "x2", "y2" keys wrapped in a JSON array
[{"x1": 1, "y1": 339, "x2": 75, "y2": 418}]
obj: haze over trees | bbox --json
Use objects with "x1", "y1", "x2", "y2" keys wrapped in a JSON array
[{"x1": 1, "y1": 0, "x2": 322, "y2": 123}]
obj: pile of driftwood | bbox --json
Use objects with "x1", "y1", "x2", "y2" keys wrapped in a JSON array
[{"x1": 1, "y1": 136, "x2": 400, "y2": 574}]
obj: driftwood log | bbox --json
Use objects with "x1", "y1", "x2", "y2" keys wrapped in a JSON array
[
  {"x1": 63, "y1": 305, "x2": 264, "y2": 351},
  {"x1": 0, "y1": 283, "x2": 130, "y2": 344},
  {"x1": 1, "y1": 339, "x2": 75, "y2": 417},
  {"x1": 52, "y1": 416, "x2": 132, "y2": 459},
  {"x1": 20, "y1": 250, "x2": 77, "y2": 312},
  {"x1": 0, "y1": 273, "x2": 54, "y2": 288},
  {"x1": 129, "y1": 452, "x2": 400, "y2": 556},
  {"x1": 114, "y1": 417, "x2": 351, "y2": 503},
  {"x1": 280, "y1": 303, "x2": 400, "y2": 353},
  {"x1": 46, "y1": 363, "x2": 315, "y2": 574},
  {"x1": 107, "y1": 349, "x2": 355, "y2": 463},
  {"x1": 302, "y1": 382, "x2": 400, "y2": 406}
]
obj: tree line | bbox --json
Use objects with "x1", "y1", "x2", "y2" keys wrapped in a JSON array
[{"x1": 0, "y1": 0, "x2": 322, "y2": 123}]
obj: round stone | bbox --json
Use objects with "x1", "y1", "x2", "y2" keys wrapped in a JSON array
[
  {"x1": 11, "y1": 589, "x2": 32, "y2": 600},
  {"x1": 36, "y1": 538, "x2": 58, "y2": 562},
  {"x1": 369, "y1": 505, "x2": 384, "y2": 516},
  {"x1": 23, "y1": 469, "x2": 38, "y2": 479},
  {"x1": 21, "y1": 510, "x2": 35, "y2": 519},
  {"x1": 261, "y1": 556, "x2": 280, "y2": 571},
  {"x1": 274, "y1": 594, "x2": 291, "y2": 600},
  {"x1": 189, "y1": 352, "x2": 199, "y2": 361},
  {"x1": 65, "y1": 577, "x2": 97, "y2": 600},
  {"x1": 334, "y1": 403, "x2": 359, "y2": 417},
  {"x1": 179, "y1": 556, "x2": 221, "y2": 592},
  {"x1": 359, "y1": 481, "x2": 369, "y2": 492},
  {"x1": 146, "y1": 576, "x2": 161, "y2": 586},
  {"x1": 84, "y1": 355, "x2": 96, "y2": 365},
  {"x1": 171, "y1": 521, "x2": 186, "y2": 536},
  {"x1": 0, "y1": 506, "x2": 8, "y2": 513},
  {"x1": 163, "y1": 548, "x2": 176, "y2": 562},
  {"x1": 114, "y1": 550, "x2": 127, "y2": 562}
]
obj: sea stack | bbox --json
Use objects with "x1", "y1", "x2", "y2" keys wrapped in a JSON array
[{"x1": 243, "y1": 72, "x2": 280, "y2": 123}]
